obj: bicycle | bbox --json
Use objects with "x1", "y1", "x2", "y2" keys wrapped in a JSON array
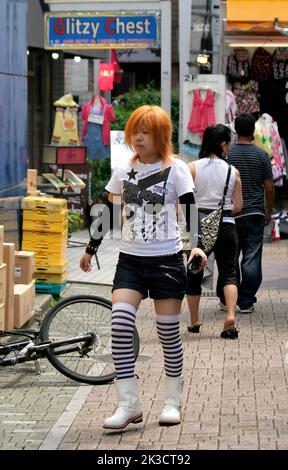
[{"x1": 0, "y1": 294, "x2": 140, "y2": 385}]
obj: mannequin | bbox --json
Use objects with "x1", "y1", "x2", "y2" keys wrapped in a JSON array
[
  {"x1": 81, "y1": 94, "x2": 115, "y2": 160},
  {"x1": 51, "y1": 94, "x2": 79, "y2": 146}
]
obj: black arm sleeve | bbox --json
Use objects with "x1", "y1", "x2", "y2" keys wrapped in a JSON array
[
  {"x1": 178, "y1": 192, "x2": 204, "y2": 250},
  {"x1": 85, "y1": 199, "x2": 114, "y2": 255}
]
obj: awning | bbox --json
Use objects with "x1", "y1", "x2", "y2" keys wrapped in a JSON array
[
  {"x1": 226, "y1": 0, "x2": 288, "y2": 46},
  {"x1": 226, "y1": 0, "x2": 288, "y2": 33},
  {"x1": 227, "y1": 0, "x2": 288, "y2": 22}
]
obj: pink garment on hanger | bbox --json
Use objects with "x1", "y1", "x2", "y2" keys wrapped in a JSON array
[
  {"x1": 187, "y1": 89, "x2": 216, "y2": 138},
  {"x1": 199, "y1": 89, "x2": 216, "y2": 138},
  {"x1": 187, "y1": 89, "x2": 202, "y2": 133}
]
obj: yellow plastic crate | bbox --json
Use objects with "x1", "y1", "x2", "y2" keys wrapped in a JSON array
[
  {"x1": 34, "y1": 253, "x2": 67, "y2": 265},
  {"x1": 23, "y1": 209, "x2": 68, "y2": 223},
  {"x1": 22, "y1": 230, "x2": 67, "y2": 243},
  {"x1": 22, "y1": 240, "x2": 67, "y2": 257},
  {"x1": 34, "y1": 271, "x2": 68, "y2": 284},
  {"x1": 21, "y1": 196, "x2": 67, "y2": 212},
  {"x1": 35, "y1": 259, "x2": 68, "y2": 274},
  {"x1": 22, "y1": 219, "x2": 68, "y2": 234}
]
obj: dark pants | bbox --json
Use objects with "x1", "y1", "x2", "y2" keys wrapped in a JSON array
[
  {"x1": 187, "y1": 222, "x2": 238, "y2": 296},
  {"x1": 235, "y1": 215, "x2": 265, "y2": 309}
]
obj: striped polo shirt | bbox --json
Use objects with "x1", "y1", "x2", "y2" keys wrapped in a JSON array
[{"x1": 227, "y1": 143, "x2": 273, "y2": 218}]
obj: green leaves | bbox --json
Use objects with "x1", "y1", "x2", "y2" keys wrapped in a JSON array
[
  {"x1": 68, "y1": 210, "x2": 85, "y2": 235},
  {"x1": 111, "y1": 83, "x2": 179, "y2": 151}
]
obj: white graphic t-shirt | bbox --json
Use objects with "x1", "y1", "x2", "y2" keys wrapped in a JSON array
[{"x1": 105, "y1": 156, "x2": 194, "y2": 256}]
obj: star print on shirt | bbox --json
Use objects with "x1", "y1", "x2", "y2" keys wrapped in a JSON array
[{"x1": 127, "y1": 169, "x2": 138, "y2": 181}]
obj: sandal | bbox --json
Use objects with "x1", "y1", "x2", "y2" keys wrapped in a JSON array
[
  {"x1": 220, "y1": 326, "x2": 238, "y2": 339},
  {"x1": 187, "y1": 323, "x2": 202, "y2": 333}
]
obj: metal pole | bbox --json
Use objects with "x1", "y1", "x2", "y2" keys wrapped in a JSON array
[
  {"x1": 179, "y1": 0, "x2": 192, "y2": 145},
  {"x1": 160, "y1": 0, "x2": 171, "y2": 115}
]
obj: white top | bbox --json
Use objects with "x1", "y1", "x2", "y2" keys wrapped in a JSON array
[
  {"x1": 194, "y1": 157, "x2": 236, "y2": 224},
  {"x1": 106, "y1": 156, "x2": 194, "y2": 256}
]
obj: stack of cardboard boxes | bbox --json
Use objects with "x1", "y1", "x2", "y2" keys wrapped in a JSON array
[
  {"x1": 0, "y1": 225, "x2": 36, "y2": 330},
  {"x1": 21, "y1": 196, "x2": 68, "y2": 295}
]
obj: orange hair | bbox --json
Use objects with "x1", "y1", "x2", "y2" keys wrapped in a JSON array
[{"x1": 124, "y1": 105, "x2": 174, "y2": 164}]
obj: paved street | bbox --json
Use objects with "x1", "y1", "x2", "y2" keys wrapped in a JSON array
[{"x1": 0, "y1": 237, "x2": 288, "y2": 451}]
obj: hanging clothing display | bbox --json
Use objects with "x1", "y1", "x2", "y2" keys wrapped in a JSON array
[
  {"x1": 51, "y1": 94, "x2": 79, "y2": 146},
  {"x1": 98, "y1": 63, "x2": 115, "y2": 91},
  {"x1": 187, "y1": 88, "x2": 216, "y2": 139},
  {"x1": 225, "y1": 45, "x2": 288, "y2": 214},
  {"x1": 232, "y1": 80, "x2": 260, "y2": 115},
  {"x1": 259, "y1": 79, "x2": 288, "y2": 142},
  {"x1": 199, "y1": 89, "x2": 216, "y2": 136},
  {"x1": 225, "y1": 90, "x2": 238, "y2": 124},
  {"x1": 187, "y1": 89, "x2": 202, "y2": 133},
  {"x1": 272, "y1": 48, "x2": 288, "y2": 80},
  {"x1": 251, "y1": 47, "x2": 273, "y2": 82},
  {"x1": 111, "y1": 50, "x2": 123, "y2": 85},
  {"x1": 281, "y1": 139, "x2": 288, "y2": 181},
  {"x1": 226, "y1": 48, "x2": 251, "y2": 85},
  {"x1": 81, "y1": 94, "x2": 115, "y2": 160},
  {"x1": 254, "y1": 113, "x2": 286, "y2": 186}
]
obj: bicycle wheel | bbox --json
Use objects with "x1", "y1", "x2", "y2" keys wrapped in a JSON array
[{"x1": 40, "y1": 295, "x2": 140, "y2": 385}]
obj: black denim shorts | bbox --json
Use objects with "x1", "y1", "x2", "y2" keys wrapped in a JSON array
[{"x1": 112, "y1": 251, "x2": 187, "y2": 300}]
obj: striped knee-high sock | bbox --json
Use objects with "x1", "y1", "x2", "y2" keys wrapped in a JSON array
[
  {"x1": 156, "y1": 314, "x2": 183, "y2": 377},
  {"x1": 111, "y1": 302, "x2": 136, "y2": 380}
]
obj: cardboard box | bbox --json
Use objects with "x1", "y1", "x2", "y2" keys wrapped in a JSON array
[
  {"x1": 14, "y1": 280, "x2": 35, "y2": 328},
  {"x1": 0, "y1": 263, "x2": 6, "y2": 305},
  {"x1": 3, "y1": 243, "x2": 15, "y2": 330},
  {"x1": 27, "y1": 169, "x2": 38, "y2": 195},
  {"x1": 14, "y1": 251, "x2": 35, "y2": 285},
  {"x1": 0, "y1": 225, "x2": 3, "y2": 265},
  {"x1": 0, "y1": 302, "x2": 4, "y2": 330}
]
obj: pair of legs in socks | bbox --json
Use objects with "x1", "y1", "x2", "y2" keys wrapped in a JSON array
[
  {"x1": 103, "y1": 288, "x2": 184, "y2": 430},
  {"x1": 186, "y1": 222, "x2": 238, "y2": 336}
]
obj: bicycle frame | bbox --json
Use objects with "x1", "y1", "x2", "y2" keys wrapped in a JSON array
[
  {"x1": 0, "y1": 294, "x2": 139, "y2": 385},
  {"x1": 0, "y1": 330, "x2": 95, "y2": 367}
]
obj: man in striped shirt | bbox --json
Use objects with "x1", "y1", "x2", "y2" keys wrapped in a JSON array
[{"x1": 226, "y1": 113, "x2": 274, "y2": 313}]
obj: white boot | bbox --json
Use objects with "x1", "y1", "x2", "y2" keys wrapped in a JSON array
[
  {"x1": 159, "y1": 376, "x2": 183, "y2": 426},
  {"x1": 103, "y1": 376, "x2": 143, "y2": 430}
]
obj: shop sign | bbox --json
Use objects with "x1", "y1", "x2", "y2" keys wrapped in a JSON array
[{"x1": 45, "y1": 12, "x2": 160, "y2": 49}]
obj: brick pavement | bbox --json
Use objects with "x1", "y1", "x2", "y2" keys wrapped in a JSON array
[{"x1": 0, "y1": 241, "x2": 288, "y2": 450}]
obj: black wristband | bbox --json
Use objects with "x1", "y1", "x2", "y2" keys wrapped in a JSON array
[{"x1": 85, "y1": 236, "x2": 103, "y2": 255}]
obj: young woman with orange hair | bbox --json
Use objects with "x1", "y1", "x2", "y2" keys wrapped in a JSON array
[{"x1": 80, "y1": 105, "x2": 206, "y2": 430}]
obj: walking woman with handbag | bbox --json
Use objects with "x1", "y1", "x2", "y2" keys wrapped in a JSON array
[{"x1": 186, "y1": 124, "x2": 243, "y2": 339}]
